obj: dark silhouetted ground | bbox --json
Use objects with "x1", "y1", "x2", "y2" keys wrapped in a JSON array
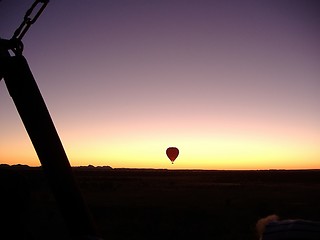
[{"x1": 1, "y1": 165, "x2": 320, "y2": 240}]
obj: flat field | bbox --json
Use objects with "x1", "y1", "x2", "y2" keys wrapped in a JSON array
[{"x1": 1, "y1": 167, "x2": 320, "y2": 240}]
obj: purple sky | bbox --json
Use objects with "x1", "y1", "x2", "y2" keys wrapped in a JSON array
[{"x1": 1, "y1": 0, "x2": 319, "y2": 169}]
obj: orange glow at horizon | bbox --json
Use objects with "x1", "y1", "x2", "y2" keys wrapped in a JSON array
[
  {"x1": 0, "y1": 94, "x2": 319, "y2": 170},
  {"x1": 2, "y1": 123, "x2": 318, "y2": 170}
]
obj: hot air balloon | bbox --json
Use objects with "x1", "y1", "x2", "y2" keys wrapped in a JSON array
[{"x1": 166, "y1": 147, "x2": 179, "y2": 164}]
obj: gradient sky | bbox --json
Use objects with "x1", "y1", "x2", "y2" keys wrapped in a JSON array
[{"x1": 1, "y1": 0, "x2": 319, "y2": 169}]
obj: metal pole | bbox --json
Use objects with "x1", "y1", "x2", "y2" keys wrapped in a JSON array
[{"x1": 2, "y1": 53, "x2": 99, "y2": 239}]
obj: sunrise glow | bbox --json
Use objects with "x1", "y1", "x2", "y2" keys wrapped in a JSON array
[{"x1": 1, "y1": 1, "x2": 319, "y2": 169}]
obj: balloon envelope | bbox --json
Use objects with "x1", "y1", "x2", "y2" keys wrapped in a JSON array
[{"x1": 166, "y1": 147, "x2": 179, "y2": 163}]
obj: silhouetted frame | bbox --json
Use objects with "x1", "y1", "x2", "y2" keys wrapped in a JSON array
[{"x1": 2, "y1": 53, "x2": 98, "y2": 239}]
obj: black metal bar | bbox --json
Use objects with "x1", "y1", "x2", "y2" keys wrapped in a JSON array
[{"x1": 2, "y1": 54, "x2": 99, "y2": 239}]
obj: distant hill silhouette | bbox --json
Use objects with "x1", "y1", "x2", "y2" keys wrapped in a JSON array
[
  {"x1": 0, "y1": 164, "x2": 113, "y2": 170},
  {"x1": 0, "y1": 164, "x2": 31, "y2": 170},
  {"x1": 74, "y1": 165, "x2": 113, "y2": 171}
]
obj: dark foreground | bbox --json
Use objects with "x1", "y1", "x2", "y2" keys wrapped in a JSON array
[{"x1": 1, "y1": 166, "x2": 320, "y2": 240}]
